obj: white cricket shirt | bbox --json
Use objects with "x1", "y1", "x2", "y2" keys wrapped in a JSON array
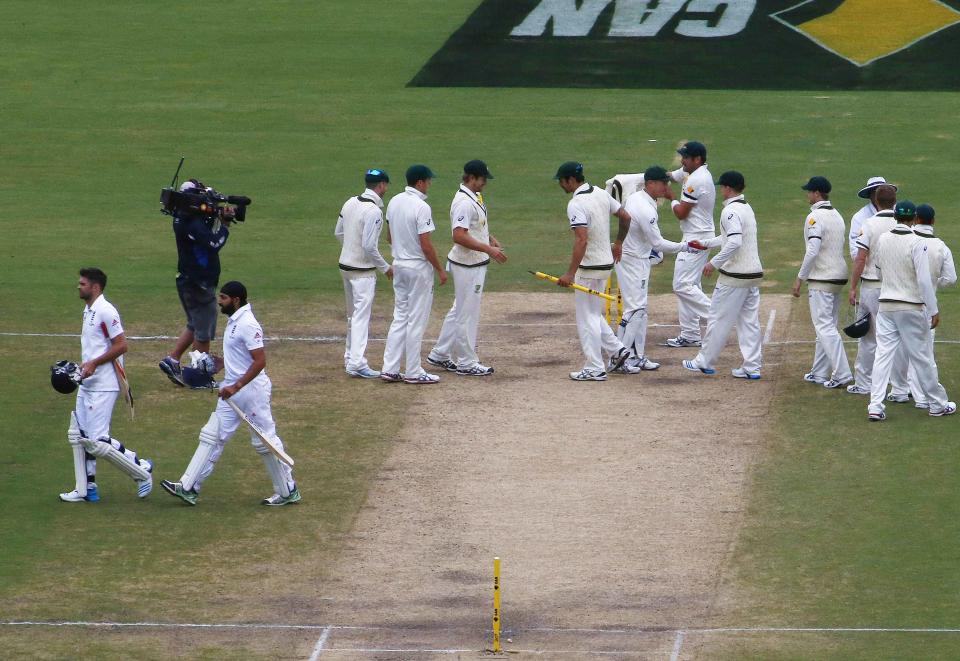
[
  {"x1": 621, "y1": 189, "x2": 684, "y2": 259},
  {"x1": 849, "y1": 201, "x2": 877, "y2": 259},
  {"x1": 855, "y1": 210, "x2": 896, "y2": 287},
  {"x1": 673, "y1": 164, "x2": 716, "y2": 237},
  {"x1": 386, "y1": 187, "x2": 435, "y2": 266},
  {"x1": 336, "y1": 188, "x2": 389, "y2": 275},
  {"x1": 568, "y1": 182, "x2": 620, "y2": 278},
  {"x1": 80, "y1": 294, "x2": 123, "y2": 391},
  {"x1": 222, "y1": 303, "x2": 269, "y2": 387}
]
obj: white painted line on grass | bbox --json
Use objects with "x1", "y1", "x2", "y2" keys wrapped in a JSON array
[
  {"x1": 763, "y1": 309, "x2": 777, "y2": 345},
  {"x1": 669, "y1": 630, "x2": 685, "y2": 661},
  {"x1": 308, "y1": 626, "x2": 333, "y2": 661}
]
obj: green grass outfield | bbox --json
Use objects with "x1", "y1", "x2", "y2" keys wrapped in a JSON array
[{"x1": 3, "y1": 1, "x2": 960, "y2": 657}]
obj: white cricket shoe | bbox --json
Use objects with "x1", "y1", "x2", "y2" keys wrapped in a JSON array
[
  {"x1": 569, "y1": 369, "x2": 607, "y2": 381},
  {"x1": 609, "y1": 347, "x2": 630, "y2": 371},
  {"x1": 844, "y1": 383, "x2": 869, "y2": 394},
  {"x1": 664, "y1": 336, "x2": 701, "y2": 348},
  {"x1": 825, "y1": 377, "x2": 853, "y2": 389},
  {"x1": 803, "y1": 372, "x2": 827, "y2": 384},
  {"x1": 136, "y1": 459, "x2": 154, "y2": 498},
  {"x1": 886, "y1": 393, "x2": 910, "y2": 403},
  {"x1": 426, "y1": 355, "x2": 458, "y2": 372},
  {"x1": 868, "y1": 410, "x2": 886, "y2": 422},
  {"x1": 457, "y1": 364, "x2": 494, "y2": 376},
  {"x1": 929, "y1": 402, "x2": 957, "y2": 417},
  {"x1": 610, "y1": 361, "x2": 641, "y2": 374},
  {"x1": 732, "y1": 367, "x2": 761, "y2": 380},
  {"x1": 630, "y1": 356, "x2": 660, "y2": 371},
  {"x1": 682, "y1": 359, "x2": 715, "y2": 375},
  {"x1": 403, "y1": 372, "x2": 440, "y2": 384}
]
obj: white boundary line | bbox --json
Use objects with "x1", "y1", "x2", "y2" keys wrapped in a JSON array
[{"x1": 669, "y1": 630, "x2": 685, "y2": 661}]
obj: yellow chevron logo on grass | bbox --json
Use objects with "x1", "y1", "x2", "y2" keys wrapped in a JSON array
[{"x1": 773, "y1": 0, "x2": 960, "y2": 66}]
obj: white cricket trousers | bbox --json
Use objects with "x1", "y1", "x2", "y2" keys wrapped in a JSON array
[
  {"x1": 382, "y1": 261, "x2": 435, "y2": 377},
  {"x1": 614, "y1": 255, "x2": 650, "y2": 359},
  {"x1": 807, "y1": 289, "x2": 852, "y2": 381},
  {"x1": 673, "y1": 247, "x2": 711, "y2": 342},
  {"x1": 341, "y1": 273, "x2": 377, "y2": 372},
  {"x1": 194, "y1": 378, "x2": 294, "y2": 492},
  {"x1": 890, "y1": 327, "x2": 940, "y2": 406},
  {"x1": 869, "y1": 310, "x2": 948, "y2": 415},
  {"x1": 852, "y1": 286, "x2": 880, "y2": 389},
  {"x1": 431, "y1": 262, "x2": 487, "y2": 368},
  {"x1": 576, "y1": 274, "x2": 625, "y2": 373},
  {"x1": 693, "y1": 284, "x2": 762, "y2": 372}
]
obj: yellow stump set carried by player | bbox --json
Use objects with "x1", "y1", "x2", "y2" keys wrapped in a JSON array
[
  {"x1": 528, "y1": 270, "x2": 616, "y2": 302},
  {"x1": 604, "y1": 274, "x2": 623, "y2": 327}
]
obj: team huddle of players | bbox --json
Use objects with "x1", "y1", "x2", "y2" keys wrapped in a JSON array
[{"x1": 337, "y1": 142, "x2": 955, "y2": 422}]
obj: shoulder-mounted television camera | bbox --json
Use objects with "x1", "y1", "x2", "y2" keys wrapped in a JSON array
[{"x1": 159, "y1": 158, "x2": 252, "y2": 222}]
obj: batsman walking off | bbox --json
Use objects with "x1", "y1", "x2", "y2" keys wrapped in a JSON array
[
  {"x1": 59, "y1": 268, "x2": 154, "y2": 503},
  {"x1": 162, "y1": 281, "x2": 300, "y2": 506}
]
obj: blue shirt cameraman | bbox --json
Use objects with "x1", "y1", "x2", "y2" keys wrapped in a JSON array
[{"x1": 159, "y1": 180, "x2": 233, "y2": 386}]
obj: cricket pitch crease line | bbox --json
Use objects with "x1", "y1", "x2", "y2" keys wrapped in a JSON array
[{"x1": 6, "y1": 621, "x2": 960, "y2": 635}]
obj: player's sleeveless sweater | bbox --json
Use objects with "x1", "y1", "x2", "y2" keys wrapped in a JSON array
[
  {"x1": 806, "y1": 204, "x2": 848, "y2": 290},
  {"x1": 718, "y1": 199, "x2": 763, "y2": 287},
  {"x1": 447, "y1": 187, "x2": 490, "y2": 267},
  {"x1": 859, "y1": 210, "x2": 896, "y2": 287},
  {"x1": 877, "y1": 229, "x2": 924, "y2": 308},
  {"x1": 577, "y1": 185, "x2": 615, "y2": 272},
  {"x1": 338, "y1": 195, "x2": 378, "y2": 271}
]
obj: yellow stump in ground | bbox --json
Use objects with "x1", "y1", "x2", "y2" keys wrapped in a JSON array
[{"x1": 492, "y1": 557, "x2": 502, "y2": 653}]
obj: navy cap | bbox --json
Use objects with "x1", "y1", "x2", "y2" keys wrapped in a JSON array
[
  {"x1": 917, "y1": 203, "x2": 935, "y2": 222},
  {"x1": 554, "y1": 161, "x2": 584, "y2": 180},
  {"x1": 463, "y1": 160, "x2": 493, "y2": 179},
  {"x1": 405, "y1": 164, "x2": 435, "y2": 186},
  {"x1": 894, "y1": 200, "x2": 917, "y2": 220},
  {"x1": 364, "y1": 168, "x2": 389, "y2": 185},
  {"x1": 801, "y1": 176, "x2": 832, "y2": 194},
  {"x1": 677, "y1": 141, "x2": 707, "y2": 160},
  {"x1": 716, "y1": 170, "x2": 745, "y2": 190},
  {"x1": 643, "y1": 165, "x2": 670, "y2": 182}
]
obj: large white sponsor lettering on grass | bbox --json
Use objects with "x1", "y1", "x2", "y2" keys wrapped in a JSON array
[{"x1": 510, "y1": 0, "x2": 756, "y2": 38}]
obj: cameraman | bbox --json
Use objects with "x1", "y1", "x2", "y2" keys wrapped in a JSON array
[{"x1": 159, "y1": 180, "x2": 233, "y2": 386}]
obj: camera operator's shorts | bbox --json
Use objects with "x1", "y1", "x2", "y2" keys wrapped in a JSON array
[{"x1": 176, "y1": 278, "x2": 218, "y2": 342}]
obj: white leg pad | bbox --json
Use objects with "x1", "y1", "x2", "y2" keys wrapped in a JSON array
[
  {"x1": 254, "y1": 441, "x2": 292, "y2": 498},
  {"x1": 181, "y1": 412, "x2": 221, "y2": 492},
  {"x1": 68, "y1": 412, "x2": 87, "y2": 497},
  {"x1": 81, "y1": 436, "x2": 151, "y2": 481}
]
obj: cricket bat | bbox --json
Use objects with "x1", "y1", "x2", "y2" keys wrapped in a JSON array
[
  {"x1": 101, "y1": 322, "x2": 134, "y2": 420},
  {"x1": 225, "y1": 398, "x2": 295, "y2": 467}
]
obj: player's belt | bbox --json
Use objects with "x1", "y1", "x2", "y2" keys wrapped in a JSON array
[
  {"x1": 339, "y1": 263, "x2": 377, "y2": 272},
  {"x1": 809, "y1": 278, "x2": 848, "y2": 285},
  {"x1": 719, "y1": 269, "x2": 763, "y2": 279},
  {"x1": 579, "y1": 262, "x2": 614, "y2": 270},
  {"x1": 448, "y1": 257, "x2": 490, "y2": 268}
]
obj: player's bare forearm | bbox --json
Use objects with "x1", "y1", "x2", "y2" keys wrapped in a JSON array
[
  {"x1": 563, "y1": 232, "x2": 588, "y2": 282},
  {"x1": 97, "y1": 335, "x2": 128, "y2": 366},
  {"x1": 615, "y1": 209, "x2": 631, "y2": 243},
  {"x1": 223, "y1": 349, "x2": 266, "y2": 398},
  {"x1": 419, "y1": 233, "x2": 444, "y2": 273},
  {"x1": 672, "y1": 200, "x2": 693, "y2": 220}
]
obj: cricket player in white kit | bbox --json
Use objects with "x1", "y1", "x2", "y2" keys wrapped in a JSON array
[
  {"x1": 665, "y1": 141, "x2": 716, "y2": 348},
  {"x1": 60, "y1": 268, "x2": 154, "y2": 502},
  {"x1": 555, "y1": 161, "x2": 631, "y2": 381},
  {"x1": 888, "y1": 203, "x2": 957, "y2": 407},
  {"x1": 849, "y1": 177, "x2": 896, "y2": 259},
  {"x1": 162, "y1": 281, "x2": 299, "y2": 506},
  {"x1": 335, "y1": 168, "x2": 393, "y2": 379},
  {"x1": 682, "y1": 171, "x2": 763, "y2": 379},
  {"x1": 847, "y1": 185, "x2": 897, "y2": 395},
  {"x1": 867, "y1": 201, "x2": 956, "y2": 421},
  {"x1": 615, "y1": 165, "x2": 703, "y2": 373},
  {"x1": 792, "y1": 176, "x2": 853, "y2": 389},
  {"x1": 381, "y1": 165, "x2": 448, "y2": 384},
  {"x1": 428, "y1": 160, "x2": 506, "y2": 376}
]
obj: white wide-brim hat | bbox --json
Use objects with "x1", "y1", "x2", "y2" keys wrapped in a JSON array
[{"x1": 858, "y1": 176, "x2": 897, "y2": 199}]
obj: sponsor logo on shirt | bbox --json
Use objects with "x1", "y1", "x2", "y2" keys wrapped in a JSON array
[{"x1": 411, "y1": 0, "x2": 960, "y2": 90}]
